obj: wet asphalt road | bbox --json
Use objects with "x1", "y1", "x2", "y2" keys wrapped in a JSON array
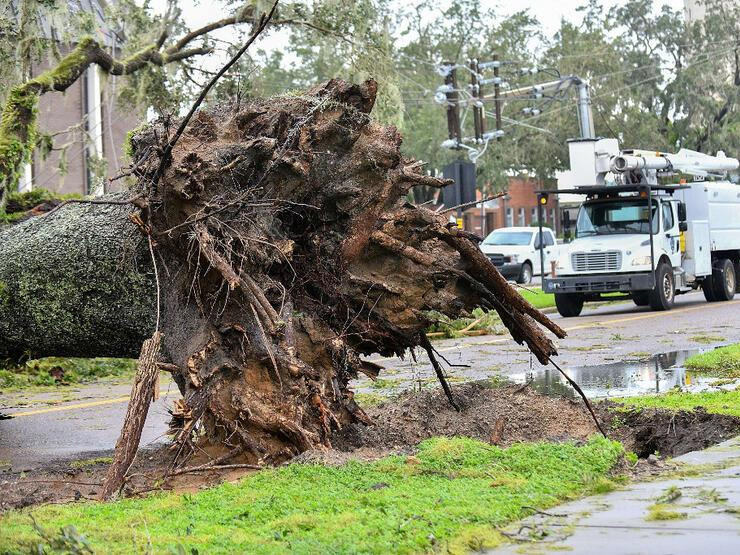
[{"x1": 1, "y1": 291, "x2": 739, "y2": 471}]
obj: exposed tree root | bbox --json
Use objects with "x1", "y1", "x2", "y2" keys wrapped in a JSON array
[{"x1": 110, "y1": 78, "x2": 567, "y2": 464}]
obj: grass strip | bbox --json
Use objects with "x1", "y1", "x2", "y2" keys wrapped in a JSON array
[
  {"x1": 0, "y1": 436, "x2": 623, "y2": 554},
  {"x1": 685, "y1": 343, "x2": 740, "y2": 378},
  {"x1": 0, "y1": 357, "x2": 136, "y2": 392},
  {"x1": 615, "y1": 388, "x2": 740, "y2": 418}
]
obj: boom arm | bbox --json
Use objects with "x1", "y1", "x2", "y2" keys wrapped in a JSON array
[{"x1": 611, "y1": 149, "x2": 739, "y2": 179}]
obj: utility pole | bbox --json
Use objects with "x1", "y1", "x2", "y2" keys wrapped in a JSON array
[
  {"x1": 492, "y1": 54, "x2": 502, "y2": 141},
  {"x1": 443, "y1": 62, "x2": 462, "y2": 148},
  {"x1": 469, "y1": 59, "x2": 483, "y2": 142}
]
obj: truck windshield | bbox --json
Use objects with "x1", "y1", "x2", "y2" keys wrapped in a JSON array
[
  {"x1": 482, "y1": 231, "x2": 533, "y2": 246},
  {"x1": 576, "y1": 199, "x2": 658, "y2": 237}
]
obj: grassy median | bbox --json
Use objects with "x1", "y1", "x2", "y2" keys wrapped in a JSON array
[
  {"x1": 685, "y1": 343, "x2": 740, "y2": 378},
  {"x1": 0, "y1": 436, "x2": 623, "y2": 554}
]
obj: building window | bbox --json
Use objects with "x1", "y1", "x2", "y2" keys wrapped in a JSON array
[
  {"x1": 518, "y1": 208, "x2": 525, "y2": 226},
  {"x1": 506, "y1": 207, "x2": 513, "y2": 227},
  {"x1": 550, "y1": 208, "x2": 556, "y2": 226},
  {"x1": 530, "y1": 207, "x2": 536, "y2": 224}
]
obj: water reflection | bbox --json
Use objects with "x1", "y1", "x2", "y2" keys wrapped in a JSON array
[{"x1": 510, "y1": 349, "x2": 733, "y2": 400}]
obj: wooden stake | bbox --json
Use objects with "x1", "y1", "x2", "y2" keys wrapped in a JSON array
[{"x1": 100, "y1": 332, "x2": 163, "y2": 500}]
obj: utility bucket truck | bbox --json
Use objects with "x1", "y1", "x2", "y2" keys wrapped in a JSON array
[{"x1": 540, "y1": 139, "x2": 740, "y2": 317}]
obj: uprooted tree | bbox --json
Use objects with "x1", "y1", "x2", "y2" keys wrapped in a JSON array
[{"x1": 0, "y1": 79, "x2": 566, "y2": 470}]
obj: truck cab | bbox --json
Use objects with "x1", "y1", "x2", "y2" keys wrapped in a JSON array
[{"x1": 546, "y1": 189, "x2": 684, "y2": 315}]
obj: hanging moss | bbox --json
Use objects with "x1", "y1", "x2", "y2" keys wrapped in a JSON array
[{"x1": 0, "y1": 38, "x2": 96, "y2": 211}]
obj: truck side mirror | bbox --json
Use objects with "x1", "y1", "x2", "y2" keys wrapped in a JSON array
[
  {"x1": 679, "y1": 221, "x2": 688, "y2": 232},
  {"x1": 678, "y1": 202, "x2": 687, "y2": 222}
]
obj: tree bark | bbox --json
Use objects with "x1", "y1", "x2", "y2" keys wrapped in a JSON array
[{"x1": 0, "y1": 199, "x2": 155, "y2": 360}]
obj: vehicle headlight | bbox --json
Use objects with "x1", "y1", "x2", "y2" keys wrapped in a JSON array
[
  {"x1": 631, "y1": 256, "x2": 652, "y2": 266},
  {"x1": 504, "y1": 254, "x2": 519, "y2": 263},
  {"x1": 556, "y1": 258, "x2": 566, "y2": 270}
]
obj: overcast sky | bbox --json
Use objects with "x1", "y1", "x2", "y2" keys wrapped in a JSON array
[
  {"x1": 152, "y1": 0, "x2": 687, "y2": 41},
  {"x1": 148, "y1": 0, "x2": 687, "y2": 72}
]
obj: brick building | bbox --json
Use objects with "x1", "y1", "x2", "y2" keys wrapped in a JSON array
[
  {"x1": 9, "y1": 0, "x2": 140, "y2": 195},
  {"x1": 459, "y1": 177, "x2": 560, "y2": 237}
]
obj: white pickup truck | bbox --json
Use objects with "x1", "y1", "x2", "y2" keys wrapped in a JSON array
[
  {"x1": 542, "y1": 142, "x2": 740, "y2": 317},
  {"x1": 480, "y1": 226, "x2": 558, "y2": 284}
]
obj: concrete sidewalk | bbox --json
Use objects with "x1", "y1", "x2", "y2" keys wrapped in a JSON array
[{"x1": 491, "y1": 436, "x2": 740, "y2": 554}]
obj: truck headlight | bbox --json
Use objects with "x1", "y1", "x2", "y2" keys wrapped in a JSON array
[
  {"x1": 504, "y1": 254, "x2": 519, "y2": 263},
  {"x1": 631, "y1": 256, "x2": 652, "y2": 266},
  {"x1": 555, "y1": 258, "x2": 566, "y2": 270}
]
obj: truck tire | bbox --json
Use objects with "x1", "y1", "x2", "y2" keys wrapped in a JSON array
[
  {"x1": 632, "y1": 291, "x2": 650, "y2": 306},
  {"x1": 711, "y1": 258, "x2": 736, "y2": 301},
  {"x1": 554, "y1": 293, "x2": 584, "y2": 317},
  {"x1": 649, "y1": 261, "x2": 675, "y2": 311},
  {"x1": 703, "y1": 278, "x2": 717, "y2": 302},
  {"x1": 517, "y1": 262, "x2": 533, "y2": 285}
]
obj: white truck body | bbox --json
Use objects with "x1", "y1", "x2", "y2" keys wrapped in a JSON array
[{"x1": 543, "y1": 143, "x2": 740, "y2": 316}]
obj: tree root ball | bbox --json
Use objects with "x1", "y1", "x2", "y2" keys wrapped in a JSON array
[{"x1": 1, "y1": 79, "x2": 565, "y2": 464}]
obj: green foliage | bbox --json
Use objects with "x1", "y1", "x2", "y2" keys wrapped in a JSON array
[
  {"x1": 616, "y1": 389, "x2": 740, "y2": 418},
  {"x1": 645, "y1": 504, "x2": 687, "y2": 521},
  {"x1": 426, "y1": 307, "x2": 505, "y2": 338},
  {"x1": 4, "y1": 187, "x2": 80, "y2": 213},
  {"x1": 0, "y1": 436, "x2": 623, "y2": 553},
  {"x1": 0, "y1": 357, "x2": 136, "y2": 391},
  {"x1": 685, "y1": 343, "x2": 740, "y2": 377}
]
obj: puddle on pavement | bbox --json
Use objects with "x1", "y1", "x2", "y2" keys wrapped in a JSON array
[{"x1": 510, "y1": 348, "x2": 740, "y2": 400}]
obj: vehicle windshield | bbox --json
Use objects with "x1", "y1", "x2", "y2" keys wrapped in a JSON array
[
  {"x1": 576, "y1": 199, "x2": 658, "y2": 237},
  {"x1": 482, "y1": 231, "x2": 533, "y2": 246}
]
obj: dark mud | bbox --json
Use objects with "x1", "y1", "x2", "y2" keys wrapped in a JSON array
[{"x1": 600, "y1": 402, "x2": 740, "y2": 458}]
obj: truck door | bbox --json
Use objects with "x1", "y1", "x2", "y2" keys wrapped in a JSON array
[{"x1": 661, "y1": 201, "x2": 681, "y2": 268}]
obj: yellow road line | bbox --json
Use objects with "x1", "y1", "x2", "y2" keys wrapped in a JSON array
[
  {"x1": 369, "y1": 298, "x2": 740, "y2": 363},
  {"x1": 562, "y1": 299, "x2": 740, "y2": 333},
  {"x1": 8, "y1": 389, "x2": 173, "y2": 418},
  {"x1": 9, "y1": 299, "x2": 738, "y2": 415}
]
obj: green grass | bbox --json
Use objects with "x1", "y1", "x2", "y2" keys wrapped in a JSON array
[
  {"x1": 685, "y1": 343, "x2": 740, "y2": 378},
  {"x1": 690, "y1": 334, "x2": 726, "y2": 345},
  {"x1": 518, "y1": 288, "x2": 555, "y2": 309},
  {"x1": 645, "y1": 504, "x2": 687, "y2": 521},
  {"x1": 615, "y1": 389, "x2": 740, "y2": 418},
  {"x1": 0, "y1": 357, "x2": 136, "y2": 391},
  {"x1": 426, "y1": 307, "x2": 505, "y2": 338},
  {"x1": 0, "y1": 436, "x2": 623, "y2": 554}
]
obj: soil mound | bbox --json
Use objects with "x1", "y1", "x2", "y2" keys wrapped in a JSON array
[{"x1": 332, "y1": 382, "x2": 599, "y2": 452}]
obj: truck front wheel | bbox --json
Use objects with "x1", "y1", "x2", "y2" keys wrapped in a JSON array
[
  {"x1": 649, "y1": 262, "x2": 675, "y2": 311},
  {"x1": 711, "y1": 258, "x2": 736, "y2": 301},
  {"x1": 632, "y1": 291, "x2": 650, "y2": 306},
  {"x1": 554, "y1": 293, "x2": 584, "y2": 317}
]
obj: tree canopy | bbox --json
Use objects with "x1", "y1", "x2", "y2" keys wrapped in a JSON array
[{"x1": 2, "y1": 0, "x2": 740, "y2": 200}]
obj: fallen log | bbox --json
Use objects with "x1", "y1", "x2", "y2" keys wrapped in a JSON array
[
  {"x1": 0, "y1": 79, "x2": 566, "y2": 463},
  {"x1": 0, "y1": 200, "x2": 155, "y2": 360}
]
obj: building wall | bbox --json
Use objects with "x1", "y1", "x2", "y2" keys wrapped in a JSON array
[
  {"x1": 461, "y1": 177, "x2": 560, "y2": 237},
  {"x1": 24, "y1": 47, "x2": 141, "y2": 195}
]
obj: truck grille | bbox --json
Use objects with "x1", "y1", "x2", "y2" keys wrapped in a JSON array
[
  {"x1": 487, "y1": 253, "x2": 505, "y2": 267},
  {"x1": 571, "y1": 251, "x2": 622, "y2": 272}
]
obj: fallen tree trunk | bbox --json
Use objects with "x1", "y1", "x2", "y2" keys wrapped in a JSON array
[
  {"x1": 0, "y1": 200, "x2": 155, "y2": 360},
  {"x1": 0, "y1": 79, "x2": 566, "y2": 463}
]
